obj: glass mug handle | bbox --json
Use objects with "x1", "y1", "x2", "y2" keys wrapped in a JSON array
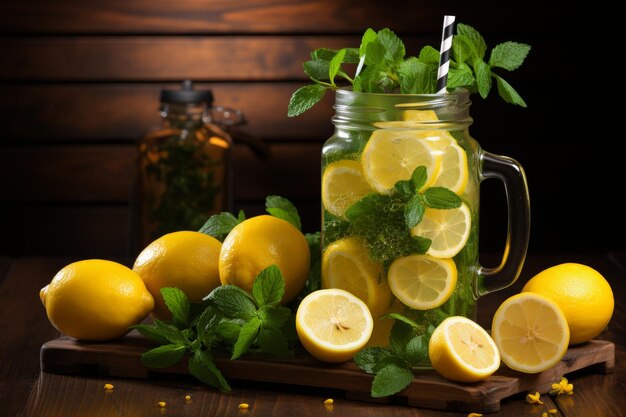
[{"x1": 477, "y1": 151, "x2": 531, "y2": 296}]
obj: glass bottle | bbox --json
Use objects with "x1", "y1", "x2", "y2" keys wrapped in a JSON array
[{"x1": 137, "y1": 80, "x2": 243, "y2": 246}]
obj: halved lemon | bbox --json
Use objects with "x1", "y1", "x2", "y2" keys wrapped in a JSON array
[
  {"x1": 429, "y1": 316, "x2": 501, "y2": 383},
  {"x1": 322, "y1": 237, "x2": 391, "y2": 318},
  {"x1": 295, "y1": 288, "x2": 374, "y2": 363},
  {"x1": 361, "y1": 130, "x2": 441, "y2": 194},
  {"x1": 387, "y1": 255, "x2": 457, "y2": 310},
  {"x1": 322, "y1": 160, "x2": 373, "y2": 218},
  {"x1": 410, "y1": 203, "x2": 472, "y2": 259},
  {"x1": 492, "y1": 292, "x2": 570, "y2": 374}
]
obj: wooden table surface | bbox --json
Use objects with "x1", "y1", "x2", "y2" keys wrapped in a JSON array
[{"x1": 1, "y1": 252, "x2": 624, "y2": 417}]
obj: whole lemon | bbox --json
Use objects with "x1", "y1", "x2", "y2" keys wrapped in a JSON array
[
  {"x1": 40, "y1": 259, "x2": 154, "y2": 341},
  {"x1": 522, "y1": 263, "x2": 614, "y2": 345},
  {"x1": 219, "y1": 215, "x2": 310, "y2": 304},
  {"x1": 133, "y1": 231, "x2": 222, "y2": 319}
]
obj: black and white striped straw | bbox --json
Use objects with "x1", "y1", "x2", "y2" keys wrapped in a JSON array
[{"x1": 436, "y1": 15, "x2": 456, "y2": 94}]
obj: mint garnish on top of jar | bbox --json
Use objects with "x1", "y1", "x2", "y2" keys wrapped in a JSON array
[{"x1": 287, "y1": 24, "x2": 531, "y2": 117}]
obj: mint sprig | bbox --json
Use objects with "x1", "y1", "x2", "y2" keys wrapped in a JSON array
[{"x1": 288, "y1": 23, "x2": 531, "y2": 116}]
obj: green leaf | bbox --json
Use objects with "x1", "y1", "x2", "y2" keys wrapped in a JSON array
[
  {"x1": 380, "y1": 313, "x2": 419, "y2": 329},
  {"x1": 410, "y1": 166, "x2": 428, "y2": 191},
  {"x1": 258, "y1": 326, "x2": 292, "y2": 357},
  {"x1": 265, "y1": 195, "x2": 301, "y2": 230},
  {"x1": 359, "y1": 28, "x2": 378, "y2": 57},
  {"x1": 410, "y1": 235, "x2": 431, "y2": 254},
  {"x1": 447, "y1": 63, "x2": 475, "y2": 90},
  {"x1": 196, "y1": 304, "x2": 223, "y2": 347},
  {"x1": 378, "y1": 28, "x2": 405, "y2": 64},
  {"x1": 305, "y1": 231, "x2": 321, "y2": 293},
  {"x1": 422, "y1": 187, "x2": 462, "y2": 209},
  {"x1": 354, "y1": 347, "x2": 395, "y2": 374},
  {"x1": 161, "y1": 287, "x2": 190, "y2": 328},
  {"x1": 389, "y1": 320, "x2": 415, "y2": 356},
  {"x1": 473, "y1": 59, "x2": 492, "y2": 98},
  {"x1": 398, "y1": 58, "x2": 433, "y2": 94},
  {"x1": 371, "y1": 364, "x2": 414, "y2": 397},
  {"x1": 311, "y1": 48, "x2": 337, "y2": 61},
  {"x1": 188, "y1": 349, "x2": 231, "y2": 392},
  {"x1": 394, "y1": 180, "x2": 414, "y2": 199},
  {"x1": 215, "y1": 319, "x2": 242, "y2": 344},
  {"x1": 418, "y1": 45, "x2": 440, "y2": 65},
  {"x1": 457, "y1": 24, "x2": 487, "y2": 60},
  {"x1": 287, "y1": 84, "x2": 328, "y2": 117},
  {"x1": 153, "y1": 320, "x2": 189, "y2": 345},
  {"x1": 404, "y1": 194, "x2": 425, "y2": 229},
  {"x1": 329, "y1": 48, "x2": 347, "y2": 85},
  {"x1": 452, "y1": 35, "x2": 473, "y2": 63},
  {"x1": 343, "y1": 48, "x2": 360, "y2": 64},
  {"x1": 258, "y1": 305, "x2": 292, "y2": 329},
  {"x1": 140, "y1": 343, "x2": 186, "y2": 368},
  {"x1": 130, "y1": 323, "x2": 170, "y2": 344},
  {"x1": 303, "y1": 59, "x2": 330, "y2": 80},
  {"x1": 364, "y1": 41, "x2": 386, "y2": 66},
  {"x1": 252, "y1": 265, "x2": 285, "y2": 307},
  {"x1": 206, "y1": 286, "x2": 257, "y2": 321},
  {"x1": 493, "y1": 73, "x2": 527, "y2": 107},
  {"x1": 489, "y1": 42, "x2": 531, "y2": 71},
  {"x1": 237, "y1": 210, "x2": 246, "y2": 222},
  {"x1": 231, "y1": 316, "x2": 260, "y2": 360},
  {"x1": 405, "y1": 335, "x2": 429, "y2": 366},
  {"x1": 198, "y1": 212, "x2": 242, "y2": 241}
]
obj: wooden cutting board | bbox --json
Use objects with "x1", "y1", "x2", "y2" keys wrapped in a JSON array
[{"x1": 40, "y1": 332, "x2": 614, "y2": 414}]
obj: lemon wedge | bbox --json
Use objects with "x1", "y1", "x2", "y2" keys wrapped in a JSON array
[
  {"x1": 322, "y1": 160, "x2": 372, "y2": 218},
  {"x1": 322, "y1": 237, "x2": 391, "y2": 318},
  {"x1": 295, "y1": 288, "x2": 373, "y2": 363},
  {"x1": 410, "y1": 203, "x2": 472, "y2": 259},
  {"x1": 387, "y1": 255, "x2": 457, "y2": 310},
  {"x1": 492, "y1": 292, "x2": 570, "y2": 373},
  {"x1": 361, "y1": 130, "x2": 441, "y2": 194},
  {"x1": 429, "y1": 316, "x2": 501, "y2": 383}
]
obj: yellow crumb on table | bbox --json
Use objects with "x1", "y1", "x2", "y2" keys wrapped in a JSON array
[
  {"x1": 238, "y1": 403, "x2": 249, "y2": 409},
  {"x1": 324, "y1": 398, "x2": 334, "y2": 405},
  {"x1": 157, "y1": 401, "x2": 166, "y2": 408},
  {"x1": 526, "y1": 392, "x2": 544, "y2": 404},
  {"x1": 548, "y1": 409, "x2": 558, "y2": 415},
  {"x1": 185, "y1": 394, "x2": 191, "y2": 401},
  {"x1": 103, "y1": 384, "x2": 114, "y2": 390},
  {"x1": 467, "y1": 413, "x2": 483, "y2": 417}
]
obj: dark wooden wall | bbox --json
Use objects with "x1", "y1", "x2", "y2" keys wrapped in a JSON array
[{"x1": 0, "y1": 1, "x2": 614, "y2": 258}]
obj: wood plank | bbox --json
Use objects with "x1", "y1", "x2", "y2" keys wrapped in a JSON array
[
  {"x1": 0, "y1": 257, "x2": 12, "y2": 286},
  {"x1": 40, "y1": 333, "x2": 615, "y2": 414},
  {"x1": 0, "y1": 0, "x2": 553, "y2": 35},
  {"x1": 0, "y1": 36, "x2": 368, "y2": 81},
  {"x1": 0, "y1": 83, "x2": 335, "y2": 142},
  {"x1": 0, "y1": 143, "x2": 321, "y2": 203}
]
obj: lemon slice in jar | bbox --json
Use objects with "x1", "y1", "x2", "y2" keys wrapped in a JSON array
[
  {"x1": 492, "y1": 292, "x2": 570, "y2": 373},
  {"x1": 322, "y1": 160, "x2": 373, "y2": 218},
  {"x1": 410, "y1": 203, "x2": 472, "y2": 259},
  {"x1": 387, "y1": 254, "x2": 457, "y2": 310},
  {"x1": 361, "y1": 130, "x2": 441, "y2": 194},
  {"x1": 295, "y1": 289, "x2": 374, "y2": 363},
  {"x1": 429, "y1": 316, "x2": 501, "y2": 383},
  {"x1": 322, "y1": 237, "x2": 391, "y2": 318}
]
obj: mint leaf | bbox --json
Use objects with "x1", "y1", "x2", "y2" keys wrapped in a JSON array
[
  {"x1": 447, "y1": 63, "x2": 475, "y2": 90},
  {"x1": 493, "y1": 73, "x2": 527, "y2": 107},
  {"x1": 364, "y1": 41, "x2": 386, "y2": 66},
  {"x1": 371, "y1": 364, "x2": 414, "y2": 397},
  {"x1": 287, "y1": 84, "x2": 328, "y2": 117},
  {"x1": 154, "y1": 320, "x2": 189, "y2": 345},
  {"x1": 418, "y1": 45, "x2": 440, "y2": 65},
  {"x1": 457, "y1": 24, "x2": 487, "y2": 60},
  {"x1": 394, "y1": 180, "x2": 414, "y2": 199},
  {"x1": 343, "y1": 48, "x2": 360, "y2": 64},
  {"x1": 215, "y1": 319, "x2": 242, "y2": 344},
  {"x1": 140, "y1": 343, "x2": 186, "y2": 368},
  {"x1": 258, "y1": 326, "x2": 291, "y2": 357},
  {"x1": 410, "y1": 166, "x2": 428, "y2": 191},
  {"x1": 390, "y1": 320, "x2": 414, "y2": 355},
  {"x1": 422, "y1": 187, "x2": 462, "y2": 209},
  {"x1": 380, "y1": 313, "x2": 419, "y2": 329},
  {"x1": 404, "y1": 194, "x2": 425, "y2": 229},
  {"x1": 452, "y1": 35, "x2": 472, "y2": 64},
  {"x1": 303, "y1": 59, "x2": 330, "y2": 81},
  {"x1": 130, "y1": 323, "x2": 170, "y2": 344},
  {"x1": 354, "y1": 347, "x2": 395, "y2": 374},
  {"x1": 398, "y1": 57, "x2": 431, "y2": 94},
  {"x1": 198, "y1": 212, "x2": 242, "y2": 241},
  {"x1": 188, "y1": 349, "x2": 231, "y2": 392},
  {"x1": 161, "y1": 287, "x2": 190, "y2": 328},
  {"x1": 405, "y1": 335, "x2": 429, "y2": 365},
  {"x1": 359, "y1": 28, "x2": 378, "y2": 57},
  {"x1": 258, "y1": 305, "x2": 291, "y2": 329},
  {"x1": 305, "y1": 231, "x2": 321, "y2": 293},
  {"x1": 329, "y1": 48, "x2": 347, "y2": 85},
  {"x1": 489, "y1": 42, "x2": 531, "y2": 71},
  {"x1": 378, "y1": 28, "x2": 405, "y2": 64},
  {"x1": 474, "y1": 59, "x2": 492, "y2": 98},
  {"x1": 265, "y1": 195, "x2": 301, "y2": 230},
  {"x1": 206, "y1": 286, "x2": 257, "y2": 321},
  {"x1": 196, "y1": 304, "x2": 223, "y2": 347},
  {"x1": 311, "y1": 48, "x2": 337, "y2": 61},
  {"x1": 411, "y1": 235, "x2": 431, "y2": 254},
  {"x1": 231, "y1": 316, "x2": 260, "y2": 360},
  {"x1": 252, "y1": 265, "x2": 285, "y2": 307}
]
